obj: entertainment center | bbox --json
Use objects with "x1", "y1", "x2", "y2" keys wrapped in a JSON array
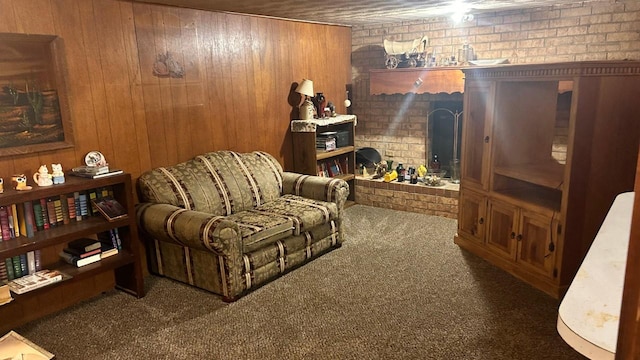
[{"x1": 454, "y1": 61, "x2": 640, "y2": 298}]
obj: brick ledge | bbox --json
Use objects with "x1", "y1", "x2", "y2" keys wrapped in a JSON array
[{"x1": 354, "y1": 177, "x2": 459, "y2": 219}]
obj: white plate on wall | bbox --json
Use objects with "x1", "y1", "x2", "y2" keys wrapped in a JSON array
[
  {"x1": 84, "y1": 151, "x2": 106, "y2": 167},
  {"x1": 469, "y1": 59, "x2": 509, "y2": 66}
]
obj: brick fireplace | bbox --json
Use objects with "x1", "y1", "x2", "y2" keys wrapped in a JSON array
[
  {"x1": 354, "y1": 92, "x2": 464, "y2": 169},
  {"x1": 351, "y1": 89, "x2": 463, "y2": 218}
]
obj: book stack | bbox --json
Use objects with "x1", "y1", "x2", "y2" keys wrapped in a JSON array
[
  {"x1": 316, "y1": 132, "x2": 337, "y2": 151},
  {"x1": 98, "y1": 230, "x2": 120, "y2": 259},
  {"x1": 70, "y1": 165, "x2": 123, "y2": 179},
  {"x1": 59, "y1": 238, "x2": 102, "y2": 267}
]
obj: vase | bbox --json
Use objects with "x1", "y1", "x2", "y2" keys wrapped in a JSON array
[
  {"x1": 315, "y1": 92, "x2": 326, "y2": 118},
  {"x1": 450, "y1": 159, "x2": 461, "y2": 184}
]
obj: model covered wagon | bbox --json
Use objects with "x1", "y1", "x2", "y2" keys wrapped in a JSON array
[{"x1": 383, "y1": 35, "x2": 429, "y2": 69}]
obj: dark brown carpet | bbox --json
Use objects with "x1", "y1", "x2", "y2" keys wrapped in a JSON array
[{"x1": 16, "y1": 205, "x2": 585, "y2": 359}]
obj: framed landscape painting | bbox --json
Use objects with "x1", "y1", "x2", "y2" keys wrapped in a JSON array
[{"x1": 0, "y1": 33, "x2": 73, "y2": 157}]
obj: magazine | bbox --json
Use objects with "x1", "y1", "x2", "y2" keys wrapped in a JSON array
[{"x1": 7, "y1": 270, "x2": 63, "y2": 295}]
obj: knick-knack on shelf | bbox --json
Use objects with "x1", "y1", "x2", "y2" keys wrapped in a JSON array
[
  {"x1": 33, "y1": 165, "x2": 53, "y2": 187},
  {"x1": 314, "y1": 92, "x2": 326, "y2": 119},
  {"x1": 51, "y1": 163, "x2": 65, "y2": 184},
  {"x1": 12, "y1": 174, "x2": 32, "y2": 191}
]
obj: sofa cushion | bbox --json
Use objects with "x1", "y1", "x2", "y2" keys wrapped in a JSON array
[
  {"x1": 137, "y1": 151, "x2": 283, "y2": 216},
  {"x1": 254, "y1": 194, "x2": 339, "y2": 236},
  {"x1": 224, "y1": 210, "x2": 294, "y2": 253}
]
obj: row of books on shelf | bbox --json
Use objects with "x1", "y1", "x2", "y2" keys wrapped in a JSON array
[
  {"x1": 1, "y1": 250, "x2": 42, "y2": 282},
  {"x1": 0, "y1": 229, "x2": 122, "y2": 295},
  {"x1": 317, "y1": 157, "x2": 349, "y2": 178},
  {"x1": 0, "y1": 186, "x2": 127, "y2": 241}
]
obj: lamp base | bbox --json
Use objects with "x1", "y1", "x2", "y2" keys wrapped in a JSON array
[{"x1": 299, "y1": 99, "x2": 315, "y2": 120}]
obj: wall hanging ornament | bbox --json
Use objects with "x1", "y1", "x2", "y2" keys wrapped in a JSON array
[{"x1": 153, "y1": 51, "x2": 185, "y2": 78}]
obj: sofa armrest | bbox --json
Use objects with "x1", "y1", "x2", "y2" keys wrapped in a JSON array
[
  {"x1": 136, "y1": 203, "x2": 241, "y2": 258},
  {"x1": 281, "y1": 172, "x2": 350, "y2": 210}
]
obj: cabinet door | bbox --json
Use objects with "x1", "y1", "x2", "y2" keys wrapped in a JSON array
[
  {"x1": 461, "y1": 80, "x2": 494, "y2": 190},
  {"x1": 457, "y1": 188, "x2": 486, "y2": 243},
  {"x1": 486, "y1": 199, "x2": 518, "y2": 260},
  {"x1": 517, "y1": 209, "x2": 556, "y2": 277}
]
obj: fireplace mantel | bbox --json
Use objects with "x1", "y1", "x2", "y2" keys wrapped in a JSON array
[{"x1": 369, "y1": 67, "x2": 465, "y2": 95}]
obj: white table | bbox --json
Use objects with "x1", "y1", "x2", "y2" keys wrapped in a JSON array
[{"x1": 557, "y1": 192, "x2": 634, "y2": 359}]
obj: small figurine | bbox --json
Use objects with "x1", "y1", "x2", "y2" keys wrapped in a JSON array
[
  {"x1": 33, "y1": 165, "x2": 54, "y2": 187},
  {"x1": 0, "y1": 178, "x2": 3, "y2": 193},
  {"x1": 327, "y1": 102, "x2": 336, "y2": 117},
  {"x1": 383, "y1": 170, "x2": 398, "y2": 183},
  {"x1": 372, "y1": 161, "x2": 388, "y2": 179},
  {"x1": 12, "y1": 174, "x2": 32, "y2": 191},
  {"x1": 51, "y1": 163, "x2": 65, "y2": 184}
]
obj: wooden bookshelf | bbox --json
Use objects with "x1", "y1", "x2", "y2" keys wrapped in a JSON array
[
  {"x1": 292, "y1": 115, "x2": 357, "y2": 201},
  {"x1": 0, "y1": 173, "x2": 144, "y2": 333}
]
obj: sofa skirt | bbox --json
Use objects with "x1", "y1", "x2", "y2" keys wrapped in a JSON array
[{"x1": 146, "y1": 221, "x2": 341, "y2": 300}]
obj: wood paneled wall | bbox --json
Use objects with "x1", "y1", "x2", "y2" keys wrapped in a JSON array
[{"x1": 0, "y1": 0, "x2": 352, "y2": 181}]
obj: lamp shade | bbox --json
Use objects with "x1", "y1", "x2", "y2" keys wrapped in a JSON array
[{"x1": 295, "y1": 79, "x2": 314, "y2": 97}]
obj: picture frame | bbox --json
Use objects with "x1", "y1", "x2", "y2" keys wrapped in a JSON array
[
  {"x1": 0, "y1": 330, "x2": 55, "y2": 359},
  {"x1": 0, "y1": 33, "x2": 74, "y2": 157}
]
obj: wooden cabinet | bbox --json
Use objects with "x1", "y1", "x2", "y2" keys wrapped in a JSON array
[
  {"x1": 486, "y1": 199, "x2": 517, "y2": 260},
  {"x1": 0, "y1": 173, "x2": 144, "y2": 332},
  {"x1": 291, "y1": 115, "x2": 357, "y2": 201},
  {"x1": 517, "y1": 209, "x2": 557, "y2": 278},
  {"x1": 457, "y1": 188, "x2": 486, "y2": 244},
  {"x1": 455, "y1": 61, "x2": 640, "y2": 298},
  {"x1": 460, "y1": 81, "x2": 494, "y2": 190},
  {"x1": 486, "y1": 198, "x2": 557, "y2": 277}
]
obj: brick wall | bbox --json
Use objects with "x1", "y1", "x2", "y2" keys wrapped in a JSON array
[{"x1": 351, "y1": 0, "x2": 640, "y2": 168}]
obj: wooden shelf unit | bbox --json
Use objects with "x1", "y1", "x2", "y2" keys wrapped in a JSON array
[
  {"x1": 493, "y1": 161, "x2": 565, "y2": 190},
  {"x1": 0, "y1": 173, "x2": 144, "y2": 332},
  {"x1": 291, "y1": 115, "x2": 357, "y2": 201},
  {"x1": 316, "y1": 146, "x2": 355, "y2": 161},
  {"x1": 455, "y1": 61, "x2": 640, "y2": 298}
]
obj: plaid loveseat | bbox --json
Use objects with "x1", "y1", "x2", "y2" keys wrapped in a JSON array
[{"x1": 136, "y1": 151, "x2": 349, "y2": 301}]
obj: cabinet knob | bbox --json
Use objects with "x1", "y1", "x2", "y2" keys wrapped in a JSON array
[
  {"x1": 516, "y1": 234, "x2": 523, "y2": 241},
  {"x1": 484, "y1": 136, "x2": 490, "y2": 143},
  {"x1": 478, "y1": 217, "x2": 484, "y2": 225},
  {"x1": 510, "y1": 232, "x2": 515, "y2": 239}
]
